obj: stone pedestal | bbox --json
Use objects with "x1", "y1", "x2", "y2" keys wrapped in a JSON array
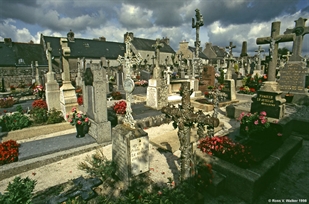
[
  {"x1": 112, "y1": 124, "x2": 149, "y2": 188},
  {"x1": 45, "y1": 72, "x2": 60, "y2": 110},
  {"x1": 60, "y1": 82, "x2": 77, "y2": 119},
  {"x1": 250, "y1": 81, "x2": 286, "y2": 119},
  {"x1": 146, "y1": 79, "x2": 168, "y2": 109},
  {"x1": 190, "y1": 79, "x2": 202, "y2": 97}
]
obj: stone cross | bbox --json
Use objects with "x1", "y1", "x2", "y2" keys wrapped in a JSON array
[
  {"x1": 117, "y1": 36, "x2": 143, "y2": 128},
  {"x1": 47, "y1": 42, "x2": 53, "y2": 73},
  {"x1": 284, "y1": 17, "x2": 309, "y2": 61},
  {"x1": 161, "y1": 81, "x2": 219, "y2": 181},
  {"x1": 282, "y1": 51, "x2": 292, "y2": 62},
  {"x1": 256, "y1": 21, "x2": 295, "y2": 81},
  {"x1": 226, "y1": 41, "x2": 236, "y2": 57},
  {"x1": 152, "y1": 38, "x2": 164, "y2": 79},
  {"x1": 255, "y1": 46, "x2": 265, "y2": 70},
  {"x1": 60, "y1": 38, "x2": 71, "y2": 82},
  {"x1": 192, "y1": 9, "x2": 204, "y2": 77}
]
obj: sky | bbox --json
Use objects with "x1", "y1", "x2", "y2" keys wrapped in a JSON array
[{"x1": 0, "y1": 0, "x2": 309, "y2": 57}]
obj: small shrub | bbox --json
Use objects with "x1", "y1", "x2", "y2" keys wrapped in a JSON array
[
  {"x1": 0, "y1": 140, "x2": 20, "y2": 165},
  {"x1": 32, "y1": 99, "x2": 47, "y2": 109},
  {"x1": 47, "y1": 108, "x2": 64, "y2": 124},
  {"x1": 0, "y1": 112, "x2": 31, "y2": 131},
  {"x1": 0, "y1": 176, "x2": 37, "y2": 204},
  {"x1": 113, "y1": 100, "x2": 126, "y2": 114},
  {"x1": 78, "y1": 148, "x2": 116, "y2": 181},
  {"x1": 0, "y1": 97, "x2": 15, "y2": 108},
  {"x1": 15, "y1": 105, "x2": 23, "y2": 114},
  {"x1": 30, "y1": 107, "x2": 48, "y2": 124}
]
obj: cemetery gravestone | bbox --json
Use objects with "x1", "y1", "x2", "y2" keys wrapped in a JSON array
[
  {"x1": 45, "y1": 42, "x2": 60, "y2": 110},
  {"x1": 140, "y1": 70, "x2": 151, "y2": 81},
  {"x1": 112, "y1": 125, "x2": 149, "y2": 188},
  {"x1": 199, "y1": 65, "x2": 215, "y2": 93},
  {"x1": 82, "y1": 60, "x2": 111, "y2": 144},
  {"x1": 221, "y1": 79, "x2": 236, "y2": 101}
]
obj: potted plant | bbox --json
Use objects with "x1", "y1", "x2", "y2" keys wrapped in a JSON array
[
  {"x1": 285, "y1": 92, "x2": 294, "y2": 103},
  {"x1": 67, "y1": 107, "x2": 90, "y2": 138}
]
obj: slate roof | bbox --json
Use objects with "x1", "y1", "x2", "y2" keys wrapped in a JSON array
[
  {"x1": 131, "y1": 37, "x2": 175, "y2": 53},
  {"x1": 42, "y1": 36, "x2": 126, "y2": 59},
  {"x1": 188, "y1": 46, "x2": 209, "y2": 59},
  {"x1": 0, "y1": 42, "x2": 47, "y2": 66},
  {"x1": 212, "y1": 45, "x2": 226, "y2": 58}
]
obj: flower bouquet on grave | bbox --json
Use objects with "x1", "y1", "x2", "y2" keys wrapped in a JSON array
[
  {"x1": 33, "y1": 85, "x2": 45, "y2": 99},
  {"x1": 112, "y1": 100, "x2": 127, "y2": 114},
  {"x1": 67, "y1": 107, "x2": 89, "y2": 138}
]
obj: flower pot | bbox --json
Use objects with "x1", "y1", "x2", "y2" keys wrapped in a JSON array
[
  {"x1": 285, "y1": 95, "x2": 294, "y2": 103},
  {"x1": 76, "y1": 124, "x2": 87, "y2": 138}
]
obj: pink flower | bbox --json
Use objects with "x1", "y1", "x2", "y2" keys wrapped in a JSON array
[
  {"x1": 69, "y1": 119, "x2": 72, "y2": 123},
  {"x1": 77, "y1": 120, "x2": 82, "y2": 125},
  {"x1": 66, "y1": 114, "x2": 69, "y2": 119},
  {"x1": 72, "y1": 107, "x2": 76, "y2": 112},
  {"x1": 259, "y1": 116, "x2": 265, "y2": 120},
  {"x1": 85, "y1": 117, "x2": 89, "y2": 122},
  {"x1": 261, "y1": 119, "x2": 267, "y2": 124},
  {"x1": 254, "y1": 120, "x2": 259, "y2": 125},
  {"x1": 260, "y1": 111, "x2": 267, "y2": 116},
  {"x1": 77, "y1": 113, "x2": 81, "y2": 118},
  {"x1": 157, "y1": 191, "x2": 162, "y2": 195},
  {"x1": 277, "y1": 133, "x2": 283, "y2": 137}
]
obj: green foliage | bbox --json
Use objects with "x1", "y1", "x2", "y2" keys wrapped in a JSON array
[
  {"x1": 0, "y1": 112, "x2": 31, "y2": 131},
  {"x1": 30, "y1": 107, "x2": 48, "y2": 124},
  {"x1": 0, "y1": 176, "x2": 37, "y2": 204},
  {"x1": 46, "y1": 108, "x2": 64, "y2": 124},
  {"x1": 15, "y1": 105, "x2": 23, "y2": 114},
  {"x1": 78, "y1": 148, "x2": 116, "y2": 181}
]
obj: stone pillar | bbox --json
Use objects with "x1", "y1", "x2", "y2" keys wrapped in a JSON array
[
  {"x1": 45, "y1": 42, "x2": 60, "y2": 110},
  {"x1": 75, "y1": 58, "x2": 83, "y2": 87}
]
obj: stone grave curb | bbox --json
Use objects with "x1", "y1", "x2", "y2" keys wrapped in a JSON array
[
  {"x1": 236, "y1": 93, "x2": 256, "y2": 101},
  {"x1": 1, "y1": 122, "x2": 74, "y2": 142},
  {"x1": 196, "y1": 135, "x2": 303, "y2": 203},
  {"x1": 0, "y1": 143, "x2": 107, "y2": 181}
]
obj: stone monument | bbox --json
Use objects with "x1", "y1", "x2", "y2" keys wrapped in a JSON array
[
  {"x1": 59, "y1": 38, "x2": 78, "y2": 118},
  {"x1": 251, "y1": 21, "x2": 295, "y2": 119},
  {"x1": 82, "y1": 59, "x2": 111, "y2": 144},
  {"x1": 190, "y1": 8, "x2": 204, "y2": 97},
  {"x1": 253, "y1": 46, "x2": 265, "y2": 76},
  {"x1": 113, "y1": 36, "x2": 149, "y2": 188},
  {"x1": 45, "y1": 42, "x2": 60, "y2": 110},
  {"x1": 146, "y1": 38, "x2": 168, "y2": 109},
  {"x1": 279, "y1": 17, "x2": 309, "y2": 104}
]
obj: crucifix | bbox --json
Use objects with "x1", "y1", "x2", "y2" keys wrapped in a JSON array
[
  {"x1": 256, "y1": 21, "x2": 295, "y2": 81},
  {"x1": 164, "y1": 66, "x2": 173, "y2": 94},
  {"x1": 117, "y1": 36, "x2": 143, "y2": 128},
  {"x1": 255, "y1": 46, "x2": 265, "y2": 70},
  {"x1": 225, "y1": 42, "x2": 236, "y2": 79},
  {"x1": 282, "y1": 51, "x2": 292, "y2": 62},
  {"x1": 284, "y1": 17, "x2": 309, "y2": 61},
  {"x1": 192, "y1": 8, "x2": 204, "y2": 78},
  {"x1": 162, "y1": 81, "x2": 219, "y2": 181},
  {"x1": 152, "y1": 38, "x2": 164, "y2": 79},
  {"x1": 47, "y1": 42, "x2": 53, "y2": 74}
]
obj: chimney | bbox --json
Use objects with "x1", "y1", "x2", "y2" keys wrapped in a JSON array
[
  {"x1": 99, "y1": 36, "x2": 106, "y2": 41},
  {"x1": 161, "y1": 37, "x2": 170, "y2": 45},
  {"x1": 4, "y1": 38, "x2": 12, "y2": 47},
  {"x1": 124, "y1": 32, "x2": 134, "y2": 42}
]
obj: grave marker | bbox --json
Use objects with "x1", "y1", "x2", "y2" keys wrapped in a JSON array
[{"x1": 45, "y1": 42, "x2": 60, "y2": 110}]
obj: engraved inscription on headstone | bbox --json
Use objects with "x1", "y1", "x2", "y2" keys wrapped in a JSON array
[
  {"x1": 221, "y1": 80, "x2": 231, "y2": 99},
  {"x1": 251, "y1": 92, "x2": 282, "y2": 119},
  {"x1": 112, "y1": 132, "x2": 129, "y2": 181},
  {"x1": 279, "y1": 62, "x2": 308, "y2": 92},
  {"x1": 130, "y1": 137, "x2": 149, "y2": 176}
]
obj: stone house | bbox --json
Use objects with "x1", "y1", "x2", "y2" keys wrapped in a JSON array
[
  {"x1": 0, "y1": 38, "x2": 48, "y2": 89},
  {"x1": 203, "y1": 42, "x2": 227, "y2": 64},
  {"x1": 124, "y1": 32, "x2": 176, "y2": 67},
  {"x1": 40, "y1": 31, "x2": 126, "y2": 82},
  {"x1": 176, "y1": 40, "x2": 209, "y2": 64}
]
